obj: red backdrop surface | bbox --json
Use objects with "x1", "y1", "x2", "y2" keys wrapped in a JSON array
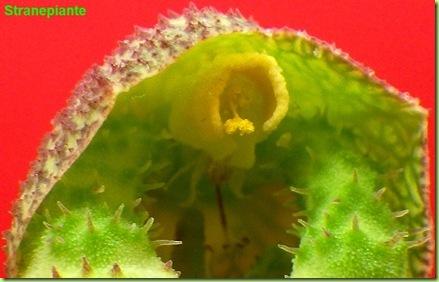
[{"x1": 0, "y1": 0, "x2": 435, "y2": 277}]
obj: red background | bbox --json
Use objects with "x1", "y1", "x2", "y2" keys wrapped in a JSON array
[{"x1": 0, "y1": 0, "x2": 435, "y2": 277}]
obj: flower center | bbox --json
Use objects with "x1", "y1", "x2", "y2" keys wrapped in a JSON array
[{"x1": 169, "y1": 53, "x2": 289, "y2": 168}]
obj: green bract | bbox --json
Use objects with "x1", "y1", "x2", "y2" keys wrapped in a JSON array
[{"x1": 6, "y1": 6, "x2": 431, "y2": 278}]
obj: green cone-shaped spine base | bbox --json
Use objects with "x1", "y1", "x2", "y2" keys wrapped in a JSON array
[
  {"x1": 290, "y1": 151, "x2": 410, "y2": 278},
  {"x1": 22, "y1": 204, "x2": 180, "y2": 278}
]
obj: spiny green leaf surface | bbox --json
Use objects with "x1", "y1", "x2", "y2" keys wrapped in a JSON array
[
  {"x1": 22, "y1": 205, "x2": 178, "y2": 278},
  {"x1": 290, "y1": 150, "x2": 408, "y2": 278}
]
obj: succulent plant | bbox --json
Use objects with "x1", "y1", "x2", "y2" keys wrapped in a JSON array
[{"x1": 5, "y1": 5, "x2": 433, "y2": 278}]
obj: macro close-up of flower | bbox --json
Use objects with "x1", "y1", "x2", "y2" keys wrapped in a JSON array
[{"x1": 0, "y1": 0, "x2": 435, "y2": 279}]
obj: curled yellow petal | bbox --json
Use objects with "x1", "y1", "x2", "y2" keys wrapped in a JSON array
[{"x1": 169, "y1": 52, "x2": 289, "y2": 168}]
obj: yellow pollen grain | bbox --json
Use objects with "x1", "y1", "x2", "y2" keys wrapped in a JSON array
[{"x1": 224, "y1": 116, "x2": 255, "y2": 136}]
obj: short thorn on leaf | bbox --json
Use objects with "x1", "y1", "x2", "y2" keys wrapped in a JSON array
[
  {"x1": 393, "y1": 209, "x2": 409, "y2": 218},
  {"x1": 331, "y1": 198, "x2": 341, "y2": 204},
  {"x1": 42, "y1": 221, "x2": 52, "y2": 230},
  {"x1": 407, "y1": 236, "x2": 430, "y2": 249},
  {"x1": 113, "y1": 204, "x2": 125, "y2": 223},
  {"x1": 298, "y1": 219, "x2": 309, "y2": 228},
  {"x1": 55, "y1": 236, "x2": 65, "y2": 244},
  {"x1": 412, "y1": 226, "x2": 430, "y2": 235},
  {"x1": 86, "y1": 209, "x2": 95, "y2": 232},
  {"x1": 352, "y1": 169, "x2": 358, "y2": 183},
  {"x1": 56, "y1": 201, "x2": 71, "y2": 215},
  {"x1": 352, "y1": 214, "x2": 359, "y2": 231},
  {"x1": 133, "y1": 198, "x2": 142, "y2": 207},
  {"x1": 111, "y1": 263, "x2": 123, "y2": 278},
  {"x1": 322, "y1": 228, "x2": 331, "y2": 238},
  {"x1": 52, "y1": 266, "x2": 61, "y2": 278},
  {"x1": 143, "y1": 217, "x2": 155, "y2": 232},
  {"x1": 289, "y1": 186, "x2": 308, "y2": 195},
  {"x1": 277, "y1": 244, "x2": 298, "y2": 255},
  {"x1": 93, "y1": 185, "x2": 105, "y2": 194},
  {"x1": 82, "y1": 256, "x2": 92, "y2": 276},
  {"x1": 399, "y1": 231, "x2": 409, "y2": 238},
  {"x1": 374, "y1": 187, "x2": 387, "y2": 200},
  {"x1": 164, "y1": 260, "x2": 173, "y2": 269},
  {"x1": 151, "y1": 240, "x2": 183, "y2": 249},
  {"x1": 385, "y1": 232, "x2": 407, "y2": 247}
]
